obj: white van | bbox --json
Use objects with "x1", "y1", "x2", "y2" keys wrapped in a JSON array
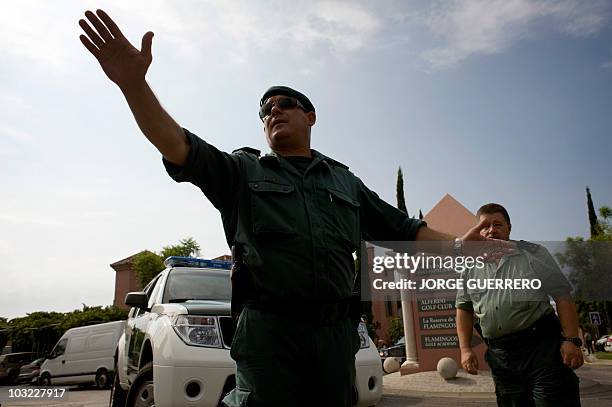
[{"x1": 39, "y1": 320, "x2": 124, "y2": 388}]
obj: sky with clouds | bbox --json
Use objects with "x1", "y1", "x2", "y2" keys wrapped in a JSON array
[{"x1": 1, "y1": 0, "x2": 611, "y2": 319}]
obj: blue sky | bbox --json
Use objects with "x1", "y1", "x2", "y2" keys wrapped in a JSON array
[{"x1": 1, "y1": 0, "x2": 611, "y2": 319}]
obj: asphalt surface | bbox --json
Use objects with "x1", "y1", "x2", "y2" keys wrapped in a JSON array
[{"x1": 1, "y1": 364, "x2": 611, "y2": 406}]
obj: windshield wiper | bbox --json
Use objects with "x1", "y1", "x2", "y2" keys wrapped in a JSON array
[{"x1": 168, "y1": 298, "x2": 201, "y2": 303}]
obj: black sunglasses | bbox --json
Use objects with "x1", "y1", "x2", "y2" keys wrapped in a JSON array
[{"x1": 259, "y1": 96, "x2": 306, "y2": 121}]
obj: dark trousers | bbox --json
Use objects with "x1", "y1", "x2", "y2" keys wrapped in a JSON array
[
  {"x1": 485, "y1": 315, "x2": 580, "y2": 407},
  {"x1": 222, "y1": 306, "x2": 360, "y2": 407}
]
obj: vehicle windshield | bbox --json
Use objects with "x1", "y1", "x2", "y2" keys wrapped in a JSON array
[{"x1": 163, "y1": 268, "x2": 231, "y2": 303}]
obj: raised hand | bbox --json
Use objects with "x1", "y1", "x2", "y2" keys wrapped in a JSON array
[
  {"x1": 79, "y1": 9, "x2": 153, "y2": 90},
  {"x1": 460, "y1": 218, "x2": 516, "y2": 261}
]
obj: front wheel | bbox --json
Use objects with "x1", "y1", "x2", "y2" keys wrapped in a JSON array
[
  {"x1": 125, "y1": 362, "x2": 154, "y2": 407},
  {"x1": 109, "y1": 368, "x2": 127, "y2": 407},
  {"x1": 7, "y1": 370, "x2": 19, "y2": 385},
  {"x1": 38, "y1": 373, "x2": 51, "y2": 386},
  {"x1": 95, "y1": 368, "x2": 110, "y2": 389}
]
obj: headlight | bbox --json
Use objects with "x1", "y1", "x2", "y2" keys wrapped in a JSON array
[
  {"x1": 172, "y1": 315, "x2": 222, "y2": 348},
  {"x1": 357, "y1": 321, "x2": 369, "y2": 349}
]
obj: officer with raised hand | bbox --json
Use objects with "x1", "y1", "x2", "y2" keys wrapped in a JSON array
[{"x1": 79, "y1": 9, "x2": 502, "y2": 406}]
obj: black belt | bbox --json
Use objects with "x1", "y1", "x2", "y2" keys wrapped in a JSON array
[
  {"x1": 484, "y1": 312, "x2": 560, "y2": 349},
  {"x1": 245, "y1": 297, "x2": 353, "y2": 326}
]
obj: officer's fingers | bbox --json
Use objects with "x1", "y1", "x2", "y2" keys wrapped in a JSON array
[
  {"x1": 472, "y1": 218, "x2": 491, "y2": 234},
  {"x1": 79, "y1": 19, "x2": 104, "y2": 48},
  {"x1": 570, "y1": 354, "x2": 582, "y2": 369},
  {"x1": 96, "y1": 9, "x2": 126, "y2": 40},
  {"x1": 85, "y1": 10, "x2": 113, "y2": 43},
  {"x1": 562, "y1": 351, "x2": 572, "y2": 366},
  {"x1": 79, "y1": 34, "x2": 100, "y2": 58}
]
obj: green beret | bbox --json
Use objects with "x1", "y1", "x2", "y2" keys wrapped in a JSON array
[{"x1": 260, "y1": 86, "x2": 315, "y2": 113}]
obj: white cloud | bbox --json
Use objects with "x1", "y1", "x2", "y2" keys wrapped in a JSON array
[
  {"x1": 0, "y1": 0, "x2": 382, "y2": 72},
  {"x1": 0, "y1": 1, "x2": 75, "y2": 69},
  {"x1": 0, "y1": 91, "x2": 34, "y2": 117},
  {"x1": 0, "y1": 213, "x2": 66, "y2": 228},
  {"x1": 420, "y1": 0, "x2": 610, "y2": 69},
  {"x1": 603, "y1": 60, "x2": 612, "y2": 69},
  {"x1": 0, "y1": 126, "x2": 35, "y2": 143}
]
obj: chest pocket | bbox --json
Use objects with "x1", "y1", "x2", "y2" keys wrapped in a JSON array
[
  {"x1": 249, "y1": 181, "x2": 297, "y2": 235},
  {"x1": 467, "y1": 286, "x2": 488, "y2": 314},
  {"x1": 326, "y1": 187, "x2": 360, "y2": 250}
]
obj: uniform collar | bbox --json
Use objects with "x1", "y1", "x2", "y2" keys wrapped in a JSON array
[{"x1": 259, "y1": 149, "x2": 349, "y2": 171}]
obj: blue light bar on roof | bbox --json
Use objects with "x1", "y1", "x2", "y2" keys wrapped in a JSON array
[{"x1": 164, "y1": 256, "x2": 231, "y2": 270}]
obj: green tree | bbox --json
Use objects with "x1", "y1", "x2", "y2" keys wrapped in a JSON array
[
  {"x1": 597, "y1": 206, "x2": 612, "y2": 239},
  {"x1": 587, "y1": 187, "x2": 602, "y2": 238},
  {"x1": 396, "y1": 167, "x2": 408, "y2": 216},
  {"x1": 0, "y1": 317, "x2": 9, "y2": 352},
  {"x1": 4, "y1": 305, "x2": 128, "y2": 355},
  {"x1": 160, "y1": 237, "x2": 201, "y2": 258},
  {"x1": 557, "y1": 191, "x2": 612, "y2": 334},
  {"x1": 133, "y1": 250, "x2": 165, "y2": 287},
  {"x1": 388, "y1": 317, "x2": 404, "y2": 344},
  {"x1": 133, "y1": 238, "x2": 202, "y2": 287}
]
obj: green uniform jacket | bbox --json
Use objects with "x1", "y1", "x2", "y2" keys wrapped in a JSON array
[{"x1": 164, "y1": 129, "x2": 424, "y2": 302}]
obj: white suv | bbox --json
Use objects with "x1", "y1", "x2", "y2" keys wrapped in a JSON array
[{"x1": 111, "y1": 257, "x2": 382, "y2": 407}]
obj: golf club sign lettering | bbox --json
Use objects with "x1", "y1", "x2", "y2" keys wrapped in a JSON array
[
  {"x1": 421, "y1": 334, "x2": 459, "y2": 349},
  {"x1": 419, "y1": 315, "x2": 456, "y2": 330},
  {"x1": 417, "y1": 297, "x2": 455, "y2": 312}
]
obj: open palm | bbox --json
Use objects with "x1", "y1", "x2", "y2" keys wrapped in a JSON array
[{"x1": 79, "y1": 9, "x2": 153, "y2": 89}]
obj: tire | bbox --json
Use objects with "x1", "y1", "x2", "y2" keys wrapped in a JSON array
[
  {"x1": 125, "y1": 362, "x2": 154, "y2": 407},
  {"x1": 109, "y1": 369, "x2": 127, "y2": 407},
  {"x1": 7, "y1": 370, "x2": 18, "y2": 385},
  {"x1": 95, "y1": 368, "x2": 110, "y2": 389},
  {"x1": 39, "y1": 373, "x2": 51, "y2": 386}
]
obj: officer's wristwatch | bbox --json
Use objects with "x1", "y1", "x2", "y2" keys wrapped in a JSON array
[
  {"x1": 562, "y1": 336, "x2": 583, "y2": 347},
  {"x1": 453, "y1": 238, "x2": 463, "y2": 256}
]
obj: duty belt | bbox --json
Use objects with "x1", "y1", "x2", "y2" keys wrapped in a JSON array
[
  {"x1": 245, "y1": 297, "x2": 353, "y2": 326},
  {"x1": 484, "y1": 312, "x2": 560, "y2": 349}
]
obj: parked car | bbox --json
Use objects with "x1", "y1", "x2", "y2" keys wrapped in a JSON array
[
  {"x1": 0, "y1": 352, "x2": 35, "y2": 384},
  {"x1": 379, "y1": 344, "x2": 406, "y2": 365},
  {"x1": 604, "y1": 335, "x2": 612, "y2": 353},
  {"x1": 39, "y1": 320, "x2": 124, "y2": 388},
  {"x1": 111, "y1": 256, "x2": 383, "y2": 407},
  {"x1": 17, "y1": 357, "x2": 46, "y2": 384},
  {"x1": 595, "y1": 334, "x2": 611, "y2": 352}
]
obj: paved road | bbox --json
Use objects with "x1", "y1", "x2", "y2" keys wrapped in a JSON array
[
  {"x1": 1, "y1": 387, "x2": 108, "y2": 407},
  {"x1": 2, "y1": 364, "x2": 612, "y2": 406},
  {"x1": 378, "y1": 363, "x2": 612, "y2": 407}
]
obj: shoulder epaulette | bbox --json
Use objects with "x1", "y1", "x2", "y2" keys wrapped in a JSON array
[
  {"x1": 517, "y1": 240, "x2": 540, "y2": 253},
  {"x1": 232, "y1": 147, "x2": 261, "y2": 156},
  {"x1": 324, "y1": 157, "x2": 349, "y2": 170}
]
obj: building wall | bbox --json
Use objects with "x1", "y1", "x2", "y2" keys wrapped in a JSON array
[{"x1": 112, "y1": 263, "x2": 142, "y2": 309}]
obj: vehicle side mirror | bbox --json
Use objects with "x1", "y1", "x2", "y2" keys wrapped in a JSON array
[{"x1": 125, "y1": 292, "x2": 149, "y2": 310}]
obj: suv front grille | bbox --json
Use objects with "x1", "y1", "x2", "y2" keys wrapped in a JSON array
[{"x1": 219, "y1": 316, "x2": 235, "y2": 348}]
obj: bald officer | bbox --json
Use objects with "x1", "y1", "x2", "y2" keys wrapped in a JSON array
[{"x1": 456, "y1": 203, "x2": 583, "y2": 407}]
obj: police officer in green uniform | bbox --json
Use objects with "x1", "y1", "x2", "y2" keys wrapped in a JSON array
[
  {"x1": 78, "y1": 10, "x2": 499, "y2": 405},
  {"x1": 456, "y1": 203, "x2": 583, "y2": 407}
]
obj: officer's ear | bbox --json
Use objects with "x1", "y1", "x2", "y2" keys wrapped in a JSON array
[{"x1": 306, "y1": 111, "x2": 316, "y2": 126}]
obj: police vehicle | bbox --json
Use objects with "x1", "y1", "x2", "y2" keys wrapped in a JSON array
[{"x1": 111, "y1": 256, "x2": 382, "y2": 407}]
